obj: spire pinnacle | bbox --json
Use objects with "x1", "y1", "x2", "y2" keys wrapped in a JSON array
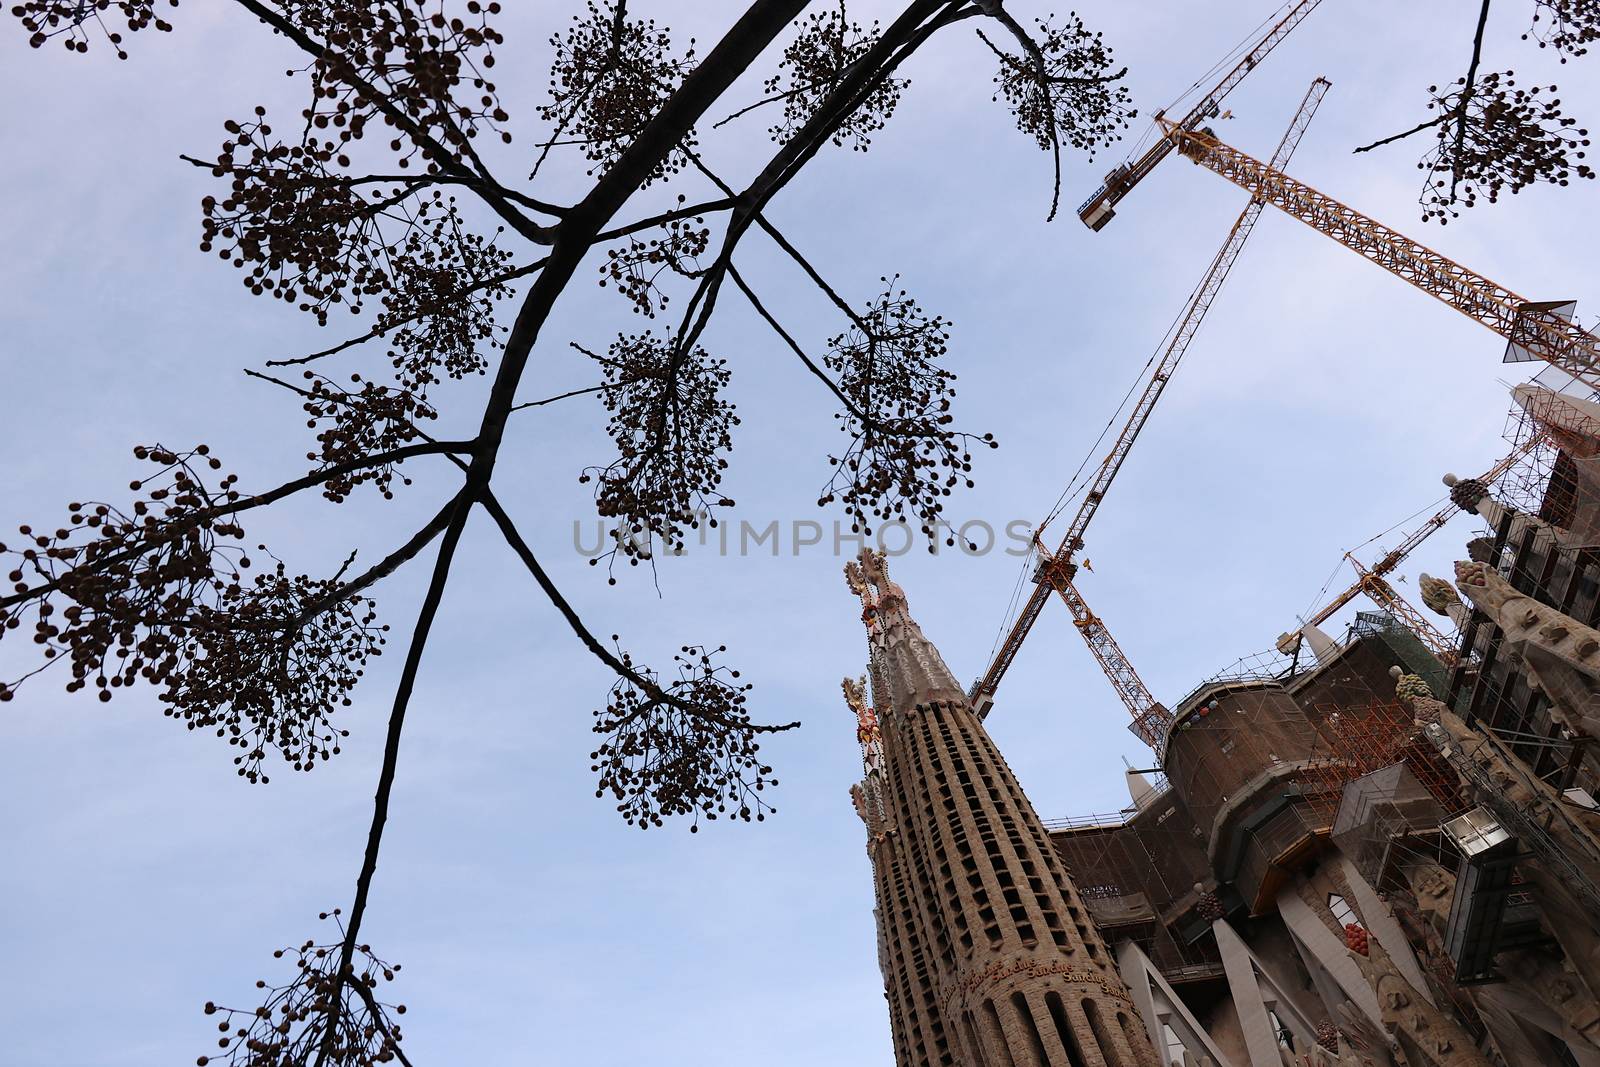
[
  {"x1": 843, "y1": 673, "x2": 883, "y2": 775},
  {"x1": 842, "y1": 549, "x2": 968, "y2": 718}
]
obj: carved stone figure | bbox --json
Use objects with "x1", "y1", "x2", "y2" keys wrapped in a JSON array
[
  {"x1": 1352, "y1": 936, "x2": 1491, "y2": 1067},
  {"x1": 1447, "y1": 560, "x2": 1600, "y2": 734}
]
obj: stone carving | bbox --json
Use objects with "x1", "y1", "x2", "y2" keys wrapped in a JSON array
[
  {"x1": 1445, "y1": 475, "x2": 1490, "y2": 512},
  {"x1": 844, "y1": 558, "x2": 878, "y2": 634},
  {"x1": 1351, "y1": 935, "x2": 1491, "y2": 1067},
  {"x1": 1418, "y1": 573, "x2": 1463, "y2": 618},
  {"x1": 843, "y1": 673, "x2": 892, "y2": 843},
  {"x1": 1498, "y1": 948, "x2": 1600, "y2": 1052},
  {"x1": 1303, "y1": 1043, "x2": 1369, "y2": 1067},
  {"x1": 1447, "y1": 559, "x2": 1600, "y2": 734},
  {"x1": 1465, "y1": 536, "x2": 1498, "y2": 565},
  {"x1": 1408, "y1": 865, "x2": 1453, "y2": 917},
  {"x1": 850, "y1": 781, "x2": 871, "y2": 826},
  {"x1": 843, "y1": 549, "x2": 966, "y2": 715},
  {"x1": 1391, "y1": 667, "x2": 1445, "y2": 726},
  {"x1": 843, "y1": 674, "x2": 883, "y2": 770}
]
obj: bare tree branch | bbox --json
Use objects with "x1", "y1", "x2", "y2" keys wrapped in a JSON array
[
  {"x1": 266, "y1": 259, "x2": 548, "y2": 368},
  {"x1": 1452, "y1": 0, "x2": 1497, "y2": 198},
  {"x1": 477, "y1": 487, "x2": 798, "y2": 735},
  {"x1": 508, "y1": 383, "x2": 609, "y2": 412},
  {"x1": 0, "y1": 440, "x2": 473, "y2": 612},
  {"x1": 1353, "y1": 113, "x2": 1449, "y2": 153},
  {"x1": 316, "y1": 488, "x2": 472, "y2": 1067}
]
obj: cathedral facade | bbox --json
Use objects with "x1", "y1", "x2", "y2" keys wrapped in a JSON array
[{"x1": 844, "y1": 382, "x2": 1600, "y2": 1067}]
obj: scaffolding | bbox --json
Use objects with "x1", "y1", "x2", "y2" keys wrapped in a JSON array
[
  {"x1": 1444, "y1": 446, "x2": 1600, "y2": 781},
  {"x1": 1301, "y1": 700, "x2": 1465, "y2": 825},
  {"x1": 1047, "y1": 789, "x2": 1226, "y2": 983},
  {"x1": 1329, "y1": 762, "x2": 1455, "y2": 891},
  {"x1": 1498, "y1": 369, "x2": 1600, "y2": 537}
]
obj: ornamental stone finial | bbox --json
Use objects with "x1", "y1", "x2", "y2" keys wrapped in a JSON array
[
  {"x1": 843, "y1": 549, "x2": 963, "y2": 714},
  {"x1": 1395, "y1": 672, "x2": 1435, "y2": 706},
  {"x1": 842, "y1": 674, "x2": 869, "y2": 717},
  {"x1": 1418, "y1": 573, "x2": 1464, "y2": 617},
  {"x1": 853, "y1": 547, "x2": 911, "y2": 627},
  {"x1": 1443, "y1": 472, "x2": 1490, "y2": 512},
  {"x1": 1454, "y1": 559, "x2": 1492, "y2": 590},
  {"x1": 843, "y1": 673, "x2": 882, "y2": 768},
  {"x1": 1392, "y1": 665, "x2": 1445, "y2": 725},
  {"x1": 858, "y1": 546, "x2": 888, "y2": 588},
  {"x1": 844, "y1": 558, "x2": 869, "y2": 598}
]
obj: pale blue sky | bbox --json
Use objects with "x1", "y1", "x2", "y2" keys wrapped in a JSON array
[{"x1": 2, "y1": 2, "x2": 1598, "y2": 1064}]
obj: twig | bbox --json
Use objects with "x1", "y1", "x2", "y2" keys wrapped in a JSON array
[
  {"x1": 0, "y1": 440, "x2": 475, "y2": 612},
  {"x1": 726, "y1": 262, "x2": 855, "y2": 413},
  {"x1": 293, "y1": 492, "x2": 469, "y2": 623},
  {"x1": 265, "y1": 258, "x2": 549, "y2": 368},
  {"x1": 710, "y1": 59, "x2": 869, "y2": 129},
  {"x1": 229, "y1": 0, "x2": 558, "y2": 245},
  {"x1": 350, "y1": 979, "x2": 416, "y2": 1067},
  {"x1": 508, "y1": 383, "x2": 608, "y2": 411},
  {"x1": 684, "y1": 149, "x2": 866, "y2": 329},
  {"x1": 1353, "y1": 114, "x2": 1448, "y2": 153},
  {"x1": 592, "y1": 196, "x2": 738, "y2": 243},
  {"x1": 975, "y1": 15, "x2": 1063, "y2": 220},
  {"x1": 177, "y1": 154, "x2": 566, "y2": 217},
  {"x1": 477, "y1": 487, "x2": 798, "y2": 734}
]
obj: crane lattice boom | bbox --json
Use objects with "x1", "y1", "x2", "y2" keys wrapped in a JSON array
[
  {"x1": 1304, "y1": 441, "x2": 1539, "y2": 630},
  {"x1": 970, "y1": 81, "x2": 1331, "y2": 731},
  {"x1": 1078, "y1": 0, "x2": 1325, "y2": 229},
  {"x1": 1350, "y1": 562, "x2": 1461, "y2": 666},
  {"x1": 1033, "y1": 543, "x2": 1171, "y2": 753},
  {"x1": 1168, "y1": 126, "x2": 1600, "y2": 389}
]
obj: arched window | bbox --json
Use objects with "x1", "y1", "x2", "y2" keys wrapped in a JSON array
[
  {"x1": 1161, "y1": 1023, "x2": 1187, "y2": 1066},
  {"x1": 1268, "y1": 1009, "x2": 1296, "y2": 1051},
  {"x1": 1327, "y1": 892, "x2": 1358, "y2": 928}
]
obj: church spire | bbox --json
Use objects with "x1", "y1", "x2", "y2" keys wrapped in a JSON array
[
  {"x1": 848, "y1": 549, "x2": 969, "y2": 714},
  {"x1": 843, "y1": 549, "x2": 1161, "y2": 1067}
]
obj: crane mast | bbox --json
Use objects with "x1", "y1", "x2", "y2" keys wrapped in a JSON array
[
  {"x1": 1078, "y1": 0, "x2": 1325, "y2": 230},
  {"x1": 1165, "y1": 125, "x2": 1600, "y2": 389},
  {"x1": 970, "y1": 80, "x2": 1331, "y2": 730}
]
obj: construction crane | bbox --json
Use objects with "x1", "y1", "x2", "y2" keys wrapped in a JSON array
[
  {"x1": 1161, "y1": 123, "x2": 1600, "y2": 389},
  {"x1": 969, "y1": 79, "x2": 1332, "y2": 749},
  {"x1": 1346, "y1": 561, "x2": 1460, "y2": 664},
  {"x1": 1295, "y1": 444, "x2": 1537, "y2": 635},
  {"x1": 1286, "y1": 441, "x2": 1539, "y2": 661},
  {"x1": 1078, "y1": 0, "x2": 1325, "y2": 230},
  {"x1": 1028, "y1": 540, "x2": 1173, "y2": 752}
]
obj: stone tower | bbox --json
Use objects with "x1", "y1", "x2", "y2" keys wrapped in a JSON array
[{"x1": 845, "y1": 550, "x2": 1160, "y2": 1067}]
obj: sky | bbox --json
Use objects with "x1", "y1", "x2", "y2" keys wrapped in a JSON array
[{"x1": 2, "y1": 1, "x2": 1598, "y2": 1064}]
